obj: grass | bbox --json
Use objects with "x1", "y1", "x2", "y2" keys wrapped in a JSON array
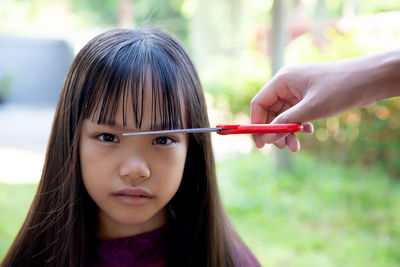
[
  {"x1": 1, "y1": 151, "x2": 400, "y2": 266},
  {"x1": 0, "y1": 183, "x2": 37, "y2": 259},
  {"x1": 217, "y1": 151, "x2": 400, "y2": 267}
]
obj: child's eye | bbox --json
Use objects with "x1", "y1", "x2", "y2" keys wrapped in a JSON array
[
  {"x1": 96, "y1": 133, "x2": 119, "y2": 143},
  {"x1": 152, "y1": 136, "x2": 174, "y2": 145}
]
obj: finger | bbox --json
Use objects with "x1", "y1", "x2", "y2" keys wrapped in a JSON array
[
  {"x1": 251, "y1": 87, "x2": 279, "y2": 125},
  {"x1": 286, "y1": 134, "x2": 300, "y2": 152},
  {"x1": 273, "y1": 137, "x2": 287, "y2": 149},
  {"x1": 262, "y1": 132, "x2": 288, "y2": 144},
  {"x1": 303, "y1": 122, "x2": 314, "y2": 134},
  {"x1": 251, "y1": 95, "x2": 277, "y2": 147},
  {"x1": 261, "y1": 121, "x2": 311, "y2": 144},
  {"x1": 271, "y1": 98, "x2": 312, "y2": 124},
  {"x1": 262, "y1": 103, "x2": 309, "y2": 144},
  {"x1": 250, "y1": 76, "x2": 284, "y2": 124},
  {"x1": 251, "y1": 78, "x2": 280, "y2": 112},
  {"x1": 253, "y1": 134, "x2": 265, "y2": 149},
  {"x1": 250, "y1": 102, "x2": 269, "y2": 124}
]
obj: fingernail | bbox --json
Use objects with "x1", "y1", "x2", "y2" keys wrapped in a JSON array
[{"x1": 255, "y1": 140, "x2": 264, "y2": 148}]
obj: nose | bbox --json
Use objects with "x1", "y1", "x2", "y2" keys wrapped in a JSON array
[{"x1": 119, "y1": 154, "x2": 150, "y2": 183}]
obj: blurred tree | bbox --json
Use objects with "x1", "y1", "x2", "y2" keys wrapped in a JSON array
[
  {"x1": 2, "y1": 0, "x2": 399, "y2": 174},
  {"x1": 285, "y1": 18, "x2": 400, "y2": 177},
  {"x1": 68, "y1": 0, "x2": 188, "y2": 41},
  {"x1": 190, "y1": 0, "x2": 270, "y2": 120},
  {"x1": 133, "y1": 0, "x2": 188, "y2": 42},
  {"x1": 188, "y1": 0, "x2": 245, "y2": 68},
  {"x1": 195, "y1": 0, "x2": 400, "y2": 176},
  {"x1": 270, "y1": 0, "x2": 292, "y2": 168},
  {"x1": 68, "y1": 0, "x2": 119, "y2": 26}
]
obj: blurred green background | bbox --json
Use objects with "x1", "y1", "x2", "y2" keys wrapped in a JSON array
[{"x1": 1, "y1": 0, "x2": 400, "y2": 266}]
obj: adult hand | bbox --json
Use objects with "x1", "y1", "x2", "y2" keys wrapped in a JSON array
[{"x1": 250, "y1": 50, "x2": 400, "y2": 151}]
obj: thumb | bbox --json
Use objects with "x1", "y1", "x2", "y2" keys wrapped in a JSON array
[
  {"x1": 260, "y1": 101, "x2": 311, "y2": 145},
  {"x1": 271, "y1": 100, "x2": 311, "y2": 124}
]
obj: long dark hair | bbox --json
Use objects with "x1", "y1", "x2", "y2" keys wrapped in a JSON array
[{"x1": 1, "y1": 28, "x2": 255, "y2": 267}]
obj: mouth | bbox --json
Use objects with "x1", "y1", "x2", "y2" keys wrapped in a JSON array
[
  {"x1": 112, "y1": 188, "x2": 154, "y2": 206},
  {"x1": 115, "y1": 193, "x2": 151, "y2": 198},
  {"x1": 114, "y1": 187, "x2": 153, "y2": 197}
]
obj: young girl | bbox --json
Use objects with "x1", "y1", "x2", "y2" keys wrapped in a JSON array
[{"x1": 1, "y1": 28, "x2": 260, "y2": 267}]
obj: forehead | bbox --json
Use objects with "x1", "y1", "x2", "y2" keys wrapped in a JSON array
[
  {"x1": 79, "y1": 32, "x2": 187, "y2": 131},
  {"x1": 88, "y1": 71, "x2": 186, "y2": 130}
]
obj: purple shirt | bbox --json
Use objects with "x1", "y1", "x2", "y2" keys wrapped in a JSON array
[
  {"x1": 93, "y1": 226, "x2": 260, "y2": 267},
  {"x1": 93, "y1": 227, "x2": 168, "y2": 267}
]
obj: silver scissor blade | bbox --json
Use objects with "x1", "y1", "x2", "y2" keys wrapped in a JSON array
[{"x1": 121, "y1": 127, "x2": 222, "y2": 136}]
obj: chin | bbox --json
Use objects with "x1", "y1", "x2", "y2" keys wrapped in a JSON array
[
  {"x1": 115, "y1": 214, "x2": 152, "y2": 225},
  {"x1": 114, "y1": 210, "x2": 165, "y2": 228}
]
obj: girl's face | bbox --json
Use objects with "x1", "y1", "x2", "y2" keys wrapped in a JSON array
[{"x1": 79, "y1": 91, "x2": 188, "y2": 240}]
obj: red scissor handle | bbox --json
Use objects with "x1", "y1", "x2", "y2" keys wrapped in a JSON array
[{"x1": 216, "y1": 123, "x2": 303, "y2": 135}]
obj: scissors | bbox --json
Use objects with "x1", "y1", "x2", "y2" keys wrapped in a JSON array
[{"x1": 121, "y1": 123, "x2": 303, "y2": 136}]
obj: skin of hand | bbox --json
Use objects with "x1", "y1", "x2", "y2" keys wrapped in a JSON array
[{"x1": 250, "y1": 50, "x2": 400, "y2": 152}]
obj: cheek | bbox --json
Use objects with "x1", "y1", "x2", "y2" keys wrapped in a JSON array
[
  {"x1": 80, "y1": 142, "x2": 97, "y2": 181},
  {"x1": 79, "y1": 140, "x2": 112, "y2": 198},
  {"x1": 80, "y1": 143, "x2": 96, "y2": 193},
  {"x1": 80, "y1": 138, "x2": 115, "y2": 176},
  {"x1": 153, "y1": 146, "x2": 187, "y2": 197}
]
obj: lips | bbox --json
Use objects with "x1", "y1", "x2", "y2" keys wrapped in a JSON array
[
  {"x1": 114, "y1": 187, "x2": 153, "y2": 197},
  {"x1": 112, "y1": 188, "x2": 154, "y2": 206},
  {"x1": 118, "y1": 192, "x2": 148, "y2": 197}
]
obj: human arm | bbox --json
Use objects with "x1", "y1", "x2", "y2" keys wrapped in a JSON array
[{"x1": 250, "y1": 49, "x2": 400, "y2": 151}]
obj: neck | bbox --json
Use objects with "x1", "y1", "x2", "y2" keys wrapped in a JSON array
[{"x1": 96, "y1": 207, "x2": 168, "y2": 240}]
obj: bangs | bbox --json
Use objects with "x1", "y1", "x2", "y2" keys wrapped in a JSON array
[{"x1": 81, "y1": 35, "x2": 184, "y2": 130}]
